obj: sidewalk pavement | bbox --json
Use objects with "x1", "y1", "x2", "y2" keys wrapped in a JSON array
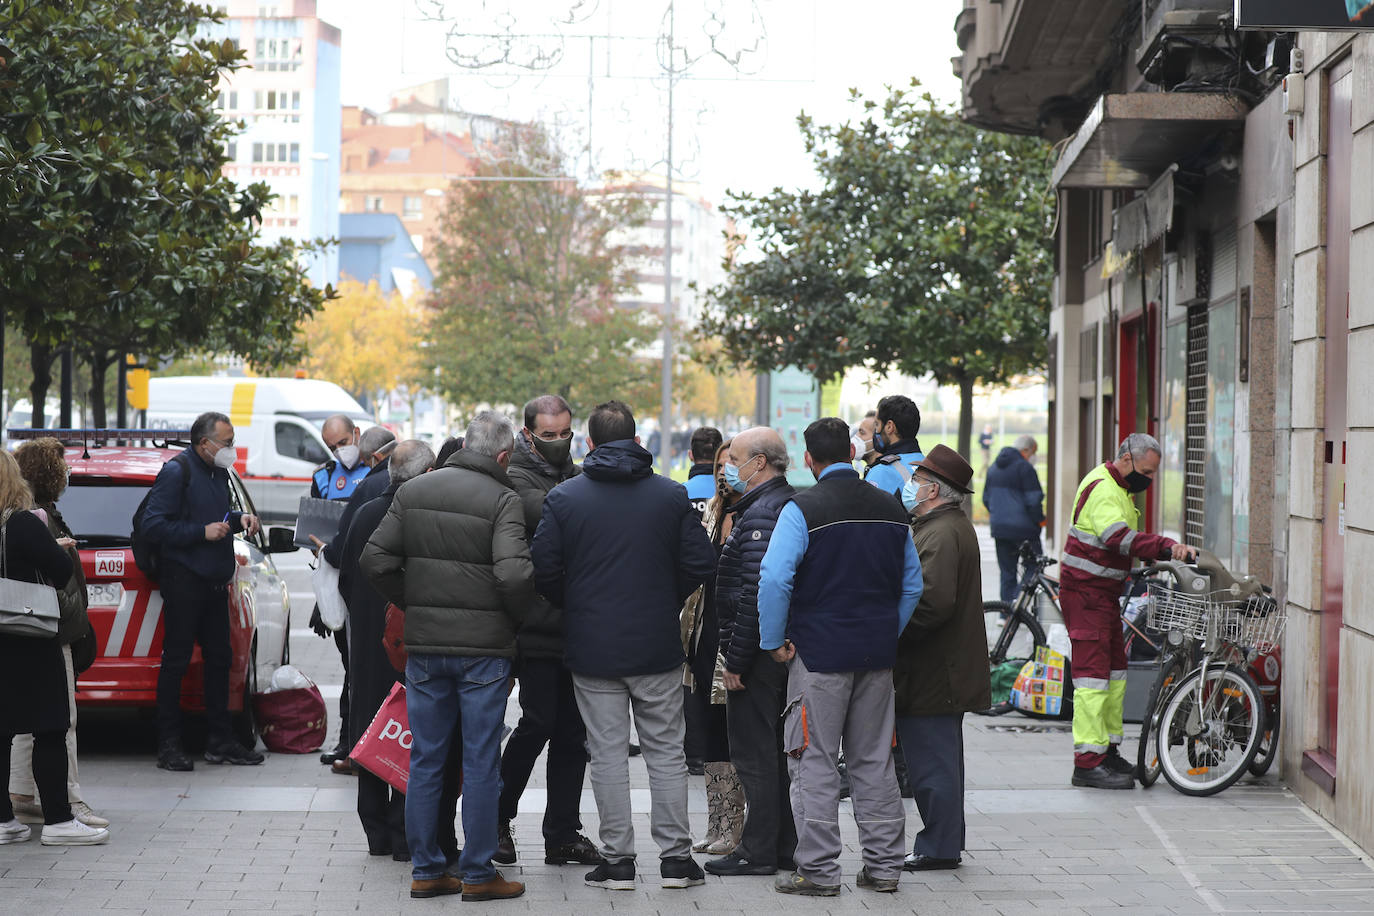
[{"x1": 3, "y1": 527, "x2": 1373, "y2": 914}]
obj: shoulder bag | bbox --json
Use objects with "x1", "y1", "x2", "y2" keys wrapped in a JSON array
[{"x1": 0, "y1": 512, "x2": 61, "y2": 638}]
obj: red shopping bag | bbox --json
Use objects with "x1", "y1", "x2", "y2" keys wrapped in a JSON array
[
  {"x1": 253, "y1": 685, "x2": 327, "y2": 754},
  {"x1": 350, "y1": 682, "x2": 411, "y2": 793}
]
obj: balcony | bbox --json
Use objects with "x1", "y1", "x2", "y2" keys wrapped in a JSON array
[
  {"x1": 955, "y1": 0, "x2": 1132, "y2": 138},
  {"x1": 1135, "y1": 0, "x2": 1235, "y2": 89}
]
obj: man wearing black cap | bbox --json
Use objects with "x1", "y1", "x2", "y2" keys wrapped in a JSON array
[{"x1": 893, "y1": 445, "x2": 991, "y2": 872}]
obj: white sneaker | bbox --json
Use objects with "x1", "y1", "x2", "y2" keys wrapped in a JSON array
[
  {"x1": 0, "y1": 819, "x2": 31, "y2": 844},
  {"x1": 71, "y1": 802, "x2": 110, "y2": 828},
  {"x1": 41, "y1": 818, "x2": 109, "y2": 846}
]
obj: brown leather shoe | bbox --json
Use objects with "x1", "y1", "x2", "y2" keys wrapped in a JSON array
[
  {"x1": 462, "y1": 873, "x2": 526, "y2": 901},
  {"x1": 410, "y1": 875, "x2": 462, "y2": 899}
]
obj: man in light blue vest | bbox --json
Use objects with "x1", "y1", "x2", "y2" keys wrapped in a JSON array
[
  {"x1": 684, "y1": 426, "x2": 723, "y2": 519},
  {"x1": 863, "y1": 395, "x2": 924, "y2": 499}
]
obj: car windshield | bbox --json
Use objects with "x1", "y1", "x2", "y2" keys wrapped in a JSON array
[{"x1": 56, "y1": 482, "x2": 150, "y2": 546}]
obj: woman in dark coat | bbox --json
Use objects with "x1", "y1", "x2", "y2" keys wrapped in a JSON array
[
  {"x1": 687, "y1": 439, "x2": 744, "y2": 855},
  {"x1": 0, "y1": 449, "x2": 105, "y2": 846}
]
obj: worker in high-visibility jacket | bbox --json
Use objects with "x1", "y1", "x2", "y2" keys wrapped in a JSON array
[{"x1": 1060, "y1": 433, "x2": 1196, "y2": 790}]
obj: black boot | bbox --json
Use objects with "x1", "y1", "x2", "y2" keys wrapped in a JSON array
[
  {"x1": 157, "y1": 738, "x2": 194, "y2": 772},
  {"x1": 1071, "y1": 764, "x2": 1134, "y2": 789}
]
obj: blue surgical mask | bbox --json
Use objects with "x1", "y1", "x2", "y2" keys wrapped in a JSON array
[
  {"x1": 722, "y1": 457, "x2": 759, "y2": 494},
  {"x1": 902, "y1": 477, "x2": 931, "y2": 512}
]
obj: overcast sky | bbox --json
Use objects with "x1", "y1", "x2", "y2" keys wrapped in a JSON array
[{"x1": 315, "y1": 0, "x2": 964, "y2": 204}]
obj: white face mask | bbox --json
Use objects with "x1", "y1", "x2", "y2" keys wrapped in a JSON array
[
  {"x1": 213, "y1": 445, "x2": 238, "y2": 470},
  {"x1": 335, "y1": 444, "x2": 361, "y2": 469}
]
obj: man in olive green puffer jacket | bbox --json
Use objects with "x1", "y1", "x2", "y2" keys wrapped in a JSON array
[{"x1": 360, "y1": 410, "x2": 534, "y2": 902}]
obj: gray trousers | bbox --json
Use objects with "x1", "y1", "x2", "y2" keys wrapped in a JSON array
[
  {"x1": 783, "y1": 655, "x2": 905, "y2": 886},
  {"x1": 572, "y1": 667, "x2": 692, "y2": 862}
]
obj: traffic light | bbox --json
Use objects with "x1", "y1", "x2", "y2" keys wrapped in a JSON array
[{"x1": 127, "y1": 368, "x2": 150, "y2": 411}]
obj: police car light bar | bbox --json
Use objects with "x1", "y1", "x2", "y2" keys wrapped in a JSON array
[{"x1": 5, "y1": 428, "x2": 193, "y2": 444}]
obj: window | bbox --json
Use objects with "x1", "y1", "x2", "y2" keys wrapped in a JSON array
[
  {"x1": 250, "y1": 142, "x2": 299, "y2": 164},
  {"x1": 226, "y1": 141, "x2": 237, "y2": 161},
  {"x1": 275, "y1": 422, "x2": 329, "y2": 465},
  {"x1": 402, "y1": 196, "x2": 422, "y2": 220},
  {"x1": 254, "y1": 35, "x2": 302, "y2": 71},
  {"x1": 215, "y1": 90, "x2": 238, "y2": 111},
  {"x1": 365, "y1": 195, "x2": 384, "y2": 212},
  {"x1": 386, "y1": 147, "x2": 411, "y2": 163}
]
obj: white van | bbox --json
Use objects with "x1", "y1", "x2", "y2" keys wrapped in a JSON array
[{"x1": 146, "y1": 377, "x2": 374, "y2": 522}]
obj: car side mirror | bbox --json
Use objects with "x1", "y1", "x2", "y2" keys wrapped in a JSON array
[{"x1": 267, "y1": 526, "x2": 297, "y2": 554}]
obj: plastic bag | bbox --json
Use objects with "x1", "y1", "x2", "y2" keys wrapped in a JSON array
[
  {"x1": 311, "y1": 558, "x2": 348, "y2": 631},
  {"x1": 1047, "y1": 622, "x2": 1072, "y2": 660},
  {"x1": 267, "y1": 664, "x2": 311, "y2": 693}
]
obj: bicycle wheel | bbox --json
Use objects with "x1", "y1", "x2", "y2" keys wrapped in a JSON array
[
  {"x1": 985, "y1": 600, "x2": 1046, "y2": 666},
  {"x1": 1156, "y1": 665, "x2": 1263, "y2": 796},
  {"x1": 1135, "y1": 653, "x2": 1187, "y2": 788},
  {"x1": 1249, "y1": 697, "x2": 1280, "y2": 777}
]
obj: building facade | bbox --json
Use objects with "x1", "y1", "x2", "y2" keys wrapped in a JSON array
[
  {"x1": 955, "y1": 0, "x2": 1374, "y2": 852},
  {"x1": 202, "y1": 0, "x2": 341, "y2": 287}
]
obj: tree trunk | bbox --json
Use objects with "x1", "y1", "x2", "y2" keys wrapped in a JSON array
[
  {"x1": 956, "y1": 372, "x2": 975, "y2": 460},
  {"x1": 88, "y1": 350, "x2": 110, "y2": 429},
  {"x1": 28, "y1": 342, "x2": 53, "y2": 430}
]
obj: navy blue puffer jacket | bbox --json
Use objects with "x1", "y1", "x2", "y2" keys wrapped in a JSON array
[
  {"x1": 716, "y1": 476, "x2": 795, "y2": 675},
  {"x1": 982, "y1": 446, "x2": 1045, "y2": 541}
]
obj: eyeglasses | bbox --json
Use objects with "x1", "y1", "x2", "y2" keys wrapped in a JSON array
[
  {"x1": 209, "y1": 437, "x2": 235, "y2": 449},
  {"x1": 534, "y1": 431, "x2": 573, "y2": 441}
]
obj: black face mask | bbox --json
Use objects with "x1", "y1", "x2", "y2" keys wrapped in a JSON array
[
  {"x1": 1125, "y1": 471, "x2": 1152, "y2": 493},
  {"x1": 531, "y1": 435, "x2": 572, "y2": 466}
]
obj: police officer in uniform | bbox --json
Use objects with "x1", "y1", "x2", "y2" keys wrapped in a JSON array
[{"x1": 310, "y1": 414, "x2": 372, "y2": 770}]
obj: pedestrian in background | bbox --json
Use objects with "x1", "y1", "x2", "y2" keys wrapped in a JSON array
[
  {"x1": 895, "y1": 445, "x2": 989, "y2": 873},
  {"x1": 496, "y1": 395, "x2": 603, "y2": 869},
  {"x1": 978, "y1": 424, "x2": 994, "y2": 470},
  {"x1": 362, "y1": 411, "x2": 532, "y2": 901},
  {"x1": 864, "y1": 396, "x2": 925, "y2": 498},
  {"x1": 143, "y1": 412, "x2": 263, "y2": 772},
  {"x1": 983, "y1": 434, "x2": 1045, "y2": 604},
  {"x1": 337, "y1": 439, "x2": 435, "y2": 861},
  {"x1": 758, "y1": 417, "x2": 922, "y2": 896},
  {"x1": 687, "y1": 438, "x2": 744, "y2": 857},
  {"x1": 0, "y1": 450, "x2": 107, "y2": 847},
  {"x1": 707, "y1": 427, "x2": 798, "y2": 878},
  {"x1": 8, "y1": 438, "x2": 108, "y2": 831},
  {"x1": 532, "y1": 400, "x2": 715, "y2": 892},
  {"x1": 853, "y1": 411, "x2": 879, "y2": 470}
]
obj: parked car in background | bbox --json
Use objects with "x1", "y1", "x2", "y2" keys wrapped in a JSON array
[
  {"x1": 145, "y1": 376, "x2": 373, "y2": 522},
  {"x1": 50, "y1": 437, "x2": 297, "y2": 746}
]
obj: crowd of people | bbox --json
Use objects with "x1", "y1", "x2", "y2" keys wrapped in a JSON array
[{"x1": 0, "y1": 390, "x2": 1195, "y2": 902}]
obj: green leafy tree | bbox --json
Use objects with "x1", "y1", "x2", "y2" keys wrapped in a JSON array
[
  {"x1": 0, "y1": 0, "x2": 332, "y2": 428},
  {"x1": 698, "y1": 83, "x2": 1054, "y2": 457},
  {"x1": 426, "y1": 127, "x2": 660, "y2": 419}
]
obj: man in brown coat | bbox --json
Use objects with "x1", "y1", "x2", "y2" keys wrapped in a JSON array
[{"x1": 892, "y1": 445, "x2": 991, "y2": 872}]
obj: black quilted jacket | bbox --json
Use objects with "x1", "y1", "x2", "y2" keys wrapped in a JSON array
[{"x1": 715, "y1": 476, "x2": 795, "y2": 675}]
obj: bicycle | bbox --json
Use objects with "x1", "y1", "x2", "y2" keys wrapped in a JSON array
[
  {"x1": 985, "y1": 540, "x2": 1054, "y2": 666},
  {"x1": 1134, "y1": 554, "x2": 1282, "y2": 796}
]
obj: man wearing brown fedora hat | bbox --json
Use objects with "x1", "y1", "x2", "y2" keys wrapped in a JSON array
[{"x1": 893, "y1": 444, "x2": 991, "y2": 872}]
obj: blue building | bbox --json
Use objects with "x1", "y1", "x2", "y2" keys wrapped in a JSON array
[{"x1": 338, "y1": 212, "x2": 434, "y2": 295}]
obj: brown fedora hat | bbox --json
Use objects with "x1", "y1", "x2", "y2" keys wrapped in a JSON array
[{"x1": 912, "y1": 444, "x2": 975, "y2": 494}]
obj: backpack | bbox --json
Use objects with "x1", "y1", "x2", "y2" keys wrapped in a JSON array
[{"x1": 131, "y1": 454, "x2": 192, "y2": 582}]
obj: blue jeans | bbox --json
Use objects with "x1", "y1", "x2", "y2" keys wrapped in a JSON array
[
  {"x1": 994, "y1": 536, "x2": 1041, "y2": 604},
  {"x1": 405, "y1": 653, "x2": 510, "y2": 883}
]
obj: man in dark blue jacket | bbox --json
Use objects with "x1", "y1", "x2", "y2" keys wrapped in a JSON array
[
  {"x1": 757, "y1": 417, "x2": 922, "y2": 897},
  {"x1": 982, "y1": 435, "x2": 1045, "y2": 603},
  {"x1": 142, "y1": 411, "x2": 263, "y2": 772},
  {"x1": 532, "y1": 400, "x2": 716, "y2": 893},
  {"x1": 706, "y1": 427, "x2": 797, "y2": 878}
]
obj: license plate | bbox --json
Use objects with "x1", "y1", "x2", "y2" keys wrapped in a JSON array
[{"x1": 86, "y1": 583, "x2": 124, "y2": 607}]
